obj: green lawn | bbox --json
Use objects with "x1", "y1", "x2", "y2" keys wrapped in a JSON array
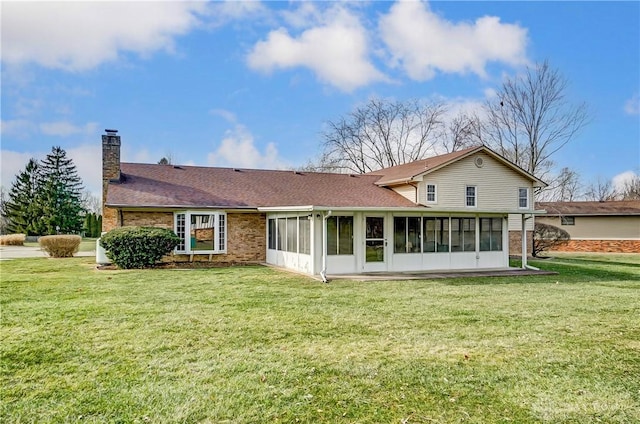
[{"x1": 1, "y1": 255, "x2": 639, "y2": 423}]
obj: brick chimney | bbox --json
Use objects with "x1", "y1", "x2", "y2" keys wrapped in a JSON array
[{"x1": 102, "y1": 129, "x2": 121, "y2": 232}]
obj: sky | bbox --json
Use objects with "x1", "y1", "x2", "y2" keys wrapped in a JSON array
[{"x1": 1, "y1": 1, "x2": 639, "y2": 200}]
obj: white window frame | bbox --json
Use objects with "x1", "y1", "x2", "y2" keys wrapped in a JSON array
[
  {"x1": 426, "y1": 183, "x2": 437, "y2": 203},
  {"x1": 174, "y1": 211, "x2": 227, "y2": 254},
  {"x1": 518, "y1": 187, "x2": 529, "y2": 209},
  {"x1": 465, "y1": 185, "x2": 477, "y2": 208}
]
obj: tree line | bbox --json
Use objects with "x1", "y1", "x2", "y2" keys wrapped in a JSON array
[
  {"x1": 0, "y1": 146, "x2": 102, "y2": 237},
  {"x1": 308, "y1": 60, "x2": 639, "y2": 202}
]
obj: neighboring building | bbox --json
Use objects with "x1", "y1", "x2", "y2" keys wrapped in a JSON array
[
  {"x1": 102, "y1": 130, "x2": 546, "y2": 279},
  {"x1": 536, "y1": 201, "x2": 640, "y2": 253}
]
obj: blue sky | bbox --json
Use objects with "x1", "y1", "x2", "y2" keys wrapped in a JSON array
[{"x1": 2, "y1": 1, "x2": 639, "y2": 199}]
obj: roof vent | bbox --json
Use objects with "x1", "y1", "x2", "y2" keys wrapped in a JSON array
[{"x1": 474, "y1": 156, "x2": 484, "y2": 168}]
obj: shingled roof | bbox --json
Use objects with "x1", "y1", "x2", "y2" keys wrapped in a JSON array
[
  {"x1": 536, "y1": 200, "x2": 640, "y2": 216},
  {"x1": 106, "y1": 163, "x2": 419, "y2": 209},
  {"x1": 367, "y1": 145, "x2": 545, "y2": 187}
]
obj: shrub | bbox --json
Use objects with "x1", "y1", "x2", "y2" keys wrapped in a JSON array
[
  {"x1": 0, "y1": 234, "x2": 26, "y2": 246},
  {"x1": 39, "y1": 235, "x2": 82, "y2": 258},
  {"x1": 533, "y1": 222, "x2": 570, "y2": 257},
  {"x1": 100, "y1": 226, "x2": 180, "y2": 269}
]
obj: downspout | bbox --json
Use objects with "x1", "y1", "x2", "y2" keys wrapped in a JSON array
[
  {"x1": 521, "y1": 214, "x2": 539, "y2": 270},
  {"x1": 320, "y1": 210, "x2": 332, "y2": 283},
  {"x1": 408, "y1": 181, "x2": 420, "y2": 204}
]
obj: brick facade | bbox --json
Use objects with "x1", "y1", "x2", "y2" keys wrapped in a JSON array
[
  {"x1": 550, "y1": 239, "x2": 640, "y2": 253},
  {"x1": 508, "y1": 230, "x2": 533, "y2": 256},
  {"x1": 117, "y1": 210, "x2": 266, "y2": 264}
]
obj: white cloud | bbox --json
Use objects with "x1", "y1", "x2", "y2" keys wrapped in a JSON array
[
  {"x1": 379, "y1": 1, "x2": 528, "y2": 80},
  {"x1": 1, "y1": 2, "x2": 208, "y2": 71},
  {"x1": 612, "y1": 170, "x2": 638, "y2": 192},
  {"x1": 0, "y1": 150, "x2": 38, "y2": 189},
  {"x1": 624, "y1": 93, "x2": 639, "y2": 115},
  {"x1": 207, "y1": 125, "x2": 286, "y2": 169},
  {"x1": 247, "y1": 6, "x2": 387, "y2": 92},
  {"x1": 66, "y1": 144, "x2": 103, "y2": 196},
  {"x1": 209, "y1": 109, "x2": 238, "y2": 124},
  {"x1": 39, "y1": 121, "x2": 98, "y2": 137},
  {"x1": 0, "y1": 119, "x2": 36, "y2": 137}
]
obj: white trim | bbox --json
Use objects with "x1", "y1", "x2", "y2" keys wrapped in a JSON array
[
  {"x1": 465, "y1": 185, "x2": 477, "y2": 208},
  {"x1": 426, "y1": 183, "x2": 437, "y2": 204},
  {"x1": 518, "y1": 187, "x2": 530, "y2": 209},
  {"x1": 173, "y1": 210, "x2": 227, "y2": 255}
]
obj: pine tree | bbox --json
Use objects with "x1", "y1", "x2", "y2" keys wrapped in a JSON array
[
  {"x1": 37, "y1": 146, "x2": 86, "y2": 234},
  {"x1": 3, "y1": 159, "x2": 44, "y2": 235}
]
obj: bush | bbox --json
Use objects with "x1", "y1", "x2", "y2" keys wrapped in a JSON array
[
  {"x1": 0, "y1": 234, "x2": 26, "y2": 246},
  {"x1": 533, "y1": 222, "x2": 570, "y2": 256},
  {"x1": 39, "y1": 235, "x2": 82, "y2": 258},
  {"x1": 100, "y1": 226, "x2": 180, "y2": 269}
]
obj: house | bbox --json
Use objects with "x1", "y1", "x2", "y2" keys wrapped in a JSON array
[
  {"x1": 536, "y1": 201, "x2": 640, "y2": 253},
  {"x1": 102, "y1": 130, "x2": 546, "y2": 279}
]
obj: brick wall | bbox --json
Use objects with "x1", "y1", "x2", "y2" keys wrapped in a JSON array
[
  {"x1": 115, "y1": 210, "x2": 266, "y2": 264},
  {"x1": 551, "y1": 239, "x2": 640, "y2": 253},
  {"x1": 508, "y1": 230, "x2": 533, "y2": 256},
  {"x1": 102, "y1": 206, "x2": 119, "y2": 232}
]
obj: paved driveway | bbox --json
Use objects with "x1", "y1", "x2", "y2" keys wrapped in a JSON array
[{"x1": 0, "y1": 246, "x2": 95, "y2": 260}]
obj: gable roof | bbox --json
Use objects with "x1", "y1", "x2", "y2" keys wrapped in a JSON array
[
  {"x1": 536, "y1": 200, "x2": 640, "y2": 216},
  {"x1": 367, "y1": 145, "x2": 546, "y2": 187},
  {"x1": 106, "y1": 163, "x2": 418, "y2": 209}
]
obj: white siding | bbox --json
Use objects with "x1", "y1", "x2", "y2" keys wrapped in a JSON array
[
  {"x1": 419, "y1": 152, "x2": 535, "y2": 211},
  {"x1": 392, "y1": 184, "x2": 417, "y2": 203}
]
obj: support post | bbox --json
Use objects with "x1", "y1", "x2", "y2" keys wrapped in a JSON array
[{"x1": 521, "y1": 214, "x2": 528, "y2": 269}]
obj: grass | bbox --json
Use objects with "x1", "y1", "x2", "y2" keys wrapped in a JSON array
[{"x1": 1, "y1": 254, "x2": 639, "y2": 423}]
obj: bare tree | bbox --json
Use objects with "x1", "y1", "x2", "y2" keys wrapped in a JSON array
[
  {"x1": 620, "y1": 174, "x2": 640, "y2": 200},
  {"x1": 318, "y1": 98, "x2": 449, "y2": 173},
  {"x1": 584, "y1": 177, "x2": 619, "y2": 201},
  {"x1": 442, "y1": 112, "x2": 483, "y2": 153},
  {"x1": 537, "y1": 167, "x2": 582, "y2": 202},
  {"x1": 482, "y1": 61, "x2": 590, "y2": 182},
  {"x1": 81, "y1": 190, "x2": 102, "y2": 215}
]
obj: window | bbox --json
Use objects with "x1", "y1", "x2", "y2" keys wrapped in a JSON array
[
  {"x1": 519, "y1": 188, "x2": 529, "y2": 209},
  {"x1": 277, "y1": 218, "x2": 286, "y2": 250},
  {"x1": 451, "y1": 218, "x2": 476, "y2": 252},
  {"x1": 174, "y1": 211, "x2": 226, "y2": 254},
  {"x1": 561, "y1": 216, "x2": 575, "y2": 226},
  {"x1": 466, "y1": 186, "x2": 477, "y2": 207},
  {"x1": 175, "y1": 213, "x2": 186, "y2": 251},
  {"x1": 299, "y1": 216, "x2": 311, "y2": 255},
  {"x1": 286, "y1": 217, "x2": 298, "y2": 253},
  {"x1": 426, "y1": 184, "x2": 437, "y2": 203},
  {"x1": 479, "y1": 217, "x2": 502, "y2": 251},
  {"x1": 268, "y1": 219, "x2": 276, "y2": 250},
  {"x1": 394, "y1": 217, "x2": 421, "y2": 253},
  {"x1": 327, "y1": 216, "x2": 353, "y2": 255},
  {"x1": 268, "y1": 215, "x2": 311, "y2": 254},
  {"x1": 423, "y1": 217, "x2": 449, "y2": 252}
]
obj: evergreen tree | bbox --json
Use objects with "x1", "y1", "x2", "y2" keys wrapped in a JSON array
[
  {"x1": 3, "y1": 159, "x2": 44, "y2": 235},
  {"x1": 37, "y1": 146, "x2": 86, "y2": 234}
]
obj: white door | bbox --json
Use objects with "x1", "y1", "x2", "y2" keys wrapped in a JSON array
[{"x1": 364, "y1": 216, "x2": 387, "y2": 272}]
